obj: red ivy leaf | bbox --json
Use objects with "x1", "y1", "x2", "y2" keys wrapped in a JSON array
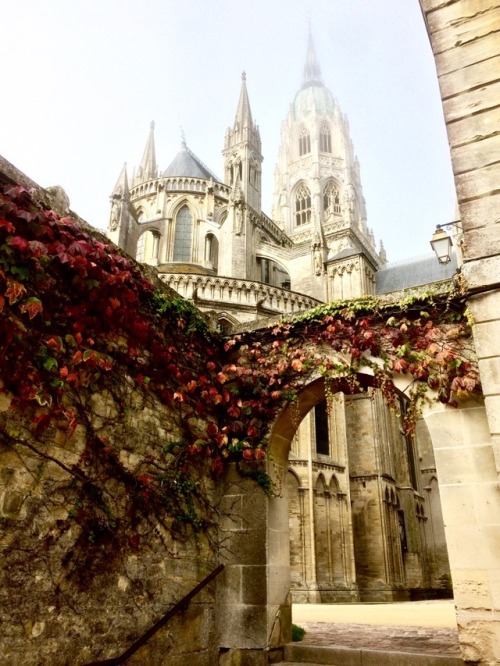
[
  {"x1": 5, "y1": 279, "x2": 26, "y2": 304},
  {"x1": 206, "y1": 422, "x2": 218, "y2": 436},
  {"x1": 10, "y1": 236, "x2": 30, "y2": 252},
  {"x1": 19, "y1": 297, "x2": 43, "y2": 319},
  {"x1": 0, "y1": 218, "x2": 15, "y2": 233}
]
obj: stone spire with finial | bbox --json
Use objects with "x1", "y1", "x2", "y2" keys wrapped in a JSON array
[
  {"x1": 302, "y1": 28, "x2": 323, "y2": 87},
  {"x1": 234, "y1": 71, "x2": 254, "y2": 130},
  {"x1": 138, "y1": 121, "x2": 157, "y2": 182}
]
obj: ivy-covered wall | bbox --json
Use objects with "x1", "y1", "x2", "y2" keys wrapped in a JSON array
[{"x1": 0, "y1": 166, "x2": 480, "y2": 664}]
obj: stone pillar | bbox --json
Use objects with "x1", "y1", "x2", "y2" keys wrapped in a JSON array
[
  {"x1": 217, "y1": 458, "x2": 291, "y2": 665},
  {"x1": 424, "y1": 402, "x2": 500, "y2": 664},
  {"x1": 420, "y1": 3, "x2": 500, "y2": 662}
]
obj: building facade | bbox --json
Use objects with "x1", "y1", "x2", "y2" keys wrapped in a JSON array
[{"x1": 107, "y1": 35, "x2": 453, "y2": 602}]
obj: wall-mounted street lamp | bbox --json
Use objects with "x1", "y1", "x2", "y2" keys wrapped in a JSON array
[{"x1": 430, "y1": 220, "x2": 462, "y2": 265}]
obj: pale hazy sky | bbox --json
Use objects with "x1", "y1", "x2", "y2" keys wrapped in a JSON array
[{"x1": 1, "y1": 0, "x2": 456, "y2": 263}]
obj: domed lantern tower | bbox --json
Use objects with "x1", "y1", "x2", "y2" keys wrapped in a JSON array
[{"x1": 272, "y1": 33, "x2": 384, "y2": 301}]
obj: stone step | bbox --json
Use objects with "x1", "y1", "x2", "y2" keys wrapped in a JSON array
[{"x1": 279, "y1": 643, "x2": 465, "y2": 665}]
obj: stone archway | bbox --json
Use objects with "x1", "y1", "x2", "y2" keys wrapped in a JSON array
[{"x1": 217, "y1": 372, "x2": 494, "y2": 664}]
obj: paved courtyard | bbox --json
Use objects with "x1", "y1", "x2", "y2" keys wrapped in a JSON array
[{"x1": 292, "y1": 600, "x2": 461, "y2": 657}]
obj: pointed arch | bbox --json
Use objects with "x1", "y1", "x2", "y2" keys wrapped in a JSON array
[
  {"x1": 294, "y1": 182, "x2": 312, "y2": 227},
  {"x1": 205, "y1": 233, "x2": 219, "y2": 271},
  {"x1": 315, "y1": 473, "x2": 327, "y2": 492},
  {"x1": 217, "y1": 312, "x2": 239, "y2": 334},
  {"x1": 298, "y1": 125, "x2": 311, "y2": 156},
  {"x1": 136, "y1": 228, "x2": 160, "y2": 264},
  {"x1": 319, "y1": 123, "x2": 332, "y2": 153},
  {"x1": 329, "y1": 474, "x2": 340, "y2": 494},
  {"x1": 323, "y1": 179, "x2": 341, "y2": 215},
  {"x1": 173, "y1": 204, "x2": 193, "y2": 262}
]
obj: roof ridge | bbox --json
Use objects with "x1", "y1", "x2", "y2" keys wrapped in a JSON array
[{"x1": 185, "y1": 145, "x2": 219, "y2": 181}]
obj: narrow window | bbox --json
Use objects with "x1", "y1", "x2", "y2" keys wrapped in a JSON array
[
  {"x1": 136, "y1": 230, "x2": 159, "y2": 264},
  {"x1": 323, "y1": 181, "x2": 341, "y2": 214},
  {"x1": 295, "y1": 184, "x2": 312, "y2": 226},
  {"x1": 319, "y1": 124, "x2": 332, "y2": 153},
  {"x1": 261, "y1": 258, "x2": 270, "y2": 284},
  {"x1": 205, "y1": 233, "x2": 219, "y2": 270},
  {"x1": 315, "y1": 400, "x2": 329, "y2": 455},
  {"x1": 136, "y1": 233, "x2": 145, "y2": 261},
  {"x1": 299, "y1": 126, "x2": 311, "y2": 156},
  {"x1": 173, "y1": 205, "x2": 193, "y2": 262}
]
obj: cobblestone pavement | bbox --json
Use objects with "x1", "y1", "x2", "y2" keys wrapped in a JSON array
[{"x1": 297, "y1": 621, "x2": 461, "y2": 656}]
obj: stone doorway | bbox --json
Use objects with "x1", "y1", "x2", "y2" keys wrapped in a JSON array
[{"x1": 218, "y1": 375, "x2": 454, "y2": 664}]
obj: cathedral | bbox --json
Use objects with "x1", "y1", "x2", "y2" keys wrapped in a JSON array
[{"x1": 107, "y1": 35, "x2": 454, "y2": 602}]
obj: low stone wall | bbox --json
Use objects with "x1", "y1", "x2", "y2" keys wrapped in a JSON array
[{"x1": 0, "y1": 381, "x2": 219, "y2": 665}]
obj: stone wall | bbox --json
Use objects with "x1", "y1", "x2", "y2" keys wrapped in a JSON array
[
  {"x1": 0, "y1": 380, "x2": 219, "y2": 666},
  {"x1": 0, "y1": 159, "x2": 221, "y2": 665},
  {"x1": 420, "y1": 2, "x2": 500, "y2": 664}
]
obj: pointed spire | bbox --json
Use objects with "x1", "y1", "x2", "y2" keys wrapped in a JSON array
[
  {"x1": 109, "y1": 163, "x2": 129, "y2": 234},
  {"x1": 112, "y1": 162, "x2": 129, "y2": 199},
  {"x1": 139, "y1": 121, "x2": 157, "y2": 181},
  {"x1": 234, "y1": 71, "x2": 253, "y2": 129},
  {"x1": 303, "y1": 29, "x2": 322, "y2": 87}
]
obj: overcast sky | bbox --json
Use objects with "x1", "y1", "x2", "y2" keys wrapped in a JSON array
[{"x1": 1, "y1": 0, "x2": 456, "y2": 264}]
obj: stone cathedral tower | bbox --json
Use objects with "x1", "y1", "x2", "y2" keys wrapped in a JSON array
[
  {"x1": 106, "y1": 35, "x2": 452, "y2": 603},
  {"x1": 219, "y1": 73, "x2": 263, "y2": 280},
  {"x1": 273, "y1": 33, "x2": 385, "y2": 301}
]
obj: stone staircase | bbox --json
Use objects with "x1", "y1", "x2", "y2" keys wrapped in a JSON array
[{"x1": 275, "y1": 643, "x2": 465, "y2": 665}]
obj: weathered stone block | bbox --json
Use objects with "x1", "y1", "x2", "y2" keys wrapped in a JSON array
[
  {"x1": 471, "y1": 316, "x2": 500, "y2": 358},
  {"x1": 460, "y1": 193, "x2": 500, "y2": 233},
  {"x1": 451, "y1": 130, "x2": 500, "y2": 176},
  {"x1": 435, "y1": 29, "x2": 500, "y2": 75},
  {"x1": 463, "y1": 223, "x2": 500, "y2": 262},
  {"x1": 218, "y1": 647, "x2": 269, "y2": 666},
  {"x1": 241, "y1": 565, "x2": 267, "y2": 605},
  {"x1": 435, "y1": 444, "x2": 498, "y2": 485},
  {"x1": 456, "y1": 162, "x2": 500, "y2": 202},
  {"x1": 453, "y1": 568, "x2": 493, "y2": 610},
  {"x1": 429, "y1": 6, "x2": 500, "y2": 54},
  {"x1": 217, "y1": 604, "x2": 267, "y2": 649},
  {"x1": 439, "y1": 54, "x2": 500, "y2": 99},
  {"x1": 478, "y1": 357, "x2": 500, "y2": 399},
  {"x1": 439, "y1": 483, "x2": 477, "y2": 526},
  {"x1": 267, "y1": 565, "x2": 291, "y2": 606},
  {"x1": 219, "y1": 529, "x2": 267, "y2": 566}
]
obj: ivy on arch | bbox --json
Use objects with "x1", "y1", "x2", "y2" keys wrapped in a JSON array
[{"x1": 0, "y1": 182, "x2": 479, "y2": 575}]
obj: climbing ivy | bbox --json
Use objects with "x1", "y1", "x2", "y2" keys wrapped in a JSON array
[{"x1": 0, "y1": 182, "x2": 480, "y2": 577}]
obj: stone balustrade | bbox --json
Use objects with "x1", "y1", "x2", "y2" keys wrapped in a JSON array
[
  {"x1": 159, "y1": 273, "x2": 321, "y2": 316},
  {"x1": 130, "y1": 177, "x2": 231, "y2": 199}
]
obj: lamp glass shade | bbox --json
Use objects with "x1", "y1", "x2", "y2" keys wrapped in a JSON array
[{"x1": 430, "y1": 229, "x2": 452, "y2": 264}]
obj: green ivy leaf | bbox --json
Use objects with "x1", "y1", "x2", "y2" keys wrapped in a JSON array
[{"x1": 43, "y1": 357, "x2": 58, "y2": 371}]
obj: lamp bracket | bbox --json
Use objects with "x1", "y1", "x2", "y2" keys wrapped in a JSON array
[{"x1": 434, "y1": 220, "x2": 462, "y2": 233}]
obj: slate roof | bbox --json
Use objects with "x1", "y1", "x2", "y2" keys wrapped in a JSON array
[
  {"x1": 376, "y1": 253, "x2": 458, "y2": 294},
  {"x1": 163, "y1": 143, "x2": 218, "y2": 180}
]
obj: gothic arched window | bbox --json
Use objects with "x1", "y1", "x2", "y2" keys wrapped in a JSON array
[
  {"x1": 205, "y1": 233, "x2": 219, "y2": 270},
  {"x1": 136, "y1": 229, "x2": 160, "y2": 264},
  {"x1": 299, "y1": 126, "x2": 311, "y2": 156},
  {"x1": 295, "y1": 184, "x2": 312, "y2": 226},
  {"x1": 323, "y1": 181, "x2": 341, "y2": 214},
  {"x1": 319, "y1": 124, "x2": 332, "y2": 153},
  {"x1": 173, "y1": 205, "x2": 193, "y2": 262}
]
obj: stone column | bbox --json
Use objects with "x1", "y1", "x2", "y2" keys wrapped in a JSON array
[
  {"x1": 419, "y1": 3, "x2": 500, "y2": 662},
  {"x1": 424, "y1": 402, "x2": 500, "y2": 664},
  {"x1": 217, "y1": 458, "x2": 291, "y2": 665}
]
